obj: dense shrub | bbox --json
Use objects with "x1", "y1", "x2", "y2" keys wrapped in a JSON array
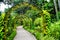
[
  {"x1": 0, "y1": 12, "x2": 17, "y2": 40},
  {"x1": 0, "y1": 13, "x2": 5, "y2": 40},
  {"x1": 23, "y1": 18, "x2": 32, "y2": 27},
  {"x1": 49, "y1": 21, "x2": 60, "y2": 39},
  {"x1": 7, "y1": 30, "x2": 16, "y2": 40},
  {"x1": 25, "y1": 10, "x2": 40, "y2": 21},
  {"x1": 34, "y1": 17, "x2": 43, "y2": 26}
]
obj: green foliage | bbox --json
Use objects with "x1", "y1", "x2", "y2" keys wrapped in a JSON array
[
  {"x1": 42, "y1": 2, "x2": 54, "y2": 12},
  {"x1": 0, "y1": 12, "x2": 17, "y2": 40},
  {"x1": 34, "y1": 17, "x2": 42, "y2": 26},
  {"x1": 58, "y1": 11, "x2": 60, "y2": 19},
  {"x1": 23, "y1": 18, "x2": 32, "y2": 27},
  {"x1": 0, "y1": 1, "x2": 59, "y2": 40},
  {"x1": 49, "y1": 21, "x2": 60, "y2": 39},
  {"x1": 25, "y1": 10, "x2": 39, "y2": 21},
  {"x1": 42, "y1": 10, "x2": 51, "y2": 27},
  {"x1": 34, "y1": 32, "x2": 56, "y2": 40},
  {"x1": 7, "y1": 30, "x2": 16, "y2": 40},
  {"x1": 24, "y1": 9, "x2": 60, "y2": 40},
  {"x1": 40, "y1": 35, "x2": 55, "y2": 40},
  {"x1": 0, "y1": 13, "x2": 5, "y2": 40}
]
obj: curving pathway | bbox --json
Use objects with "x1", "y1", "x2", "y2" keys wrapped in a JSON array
[{"x1": 14, "y1": 26, "x2": 37, "y2": 40}]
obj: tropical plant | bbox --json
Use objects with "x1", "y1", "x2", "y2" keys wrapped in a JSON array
[{"x1": 49, "y1": 21, "x2": 60, "y2": 39}]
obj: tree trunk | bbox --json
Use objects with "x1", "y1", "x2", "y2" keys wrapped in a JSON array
[
  {"x1": 53, "y1": 0, "x2": 59, "y2": 20},
  {"x1": 58, "y1": 0, "x2": 60, "y2": 11}
]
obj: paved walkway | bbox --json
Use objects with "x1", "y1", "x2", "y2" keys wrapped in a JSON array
[{"x1": 14, "y1": 26, "x2": 37, "y2": 40}]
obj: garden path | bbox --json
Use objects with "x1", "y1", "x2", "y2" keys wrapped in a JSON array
[{"x1": 14, "y1": 26, "x2": 37, "y2": 40}]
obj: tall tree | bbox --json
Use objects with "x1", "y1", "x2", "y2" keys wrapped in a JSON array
[
  {"x1": 58, "y1": 0, "x2": 60, "y2": 11},
  {"x1": 53, "y1": 0, "x2": 59, "y2": 20}
]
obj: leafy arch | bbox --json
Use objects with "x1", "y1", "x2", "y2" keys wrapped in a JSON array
[
  {"x1": 4, "y1": 2, "x2": 41, "y2": 27},
  {"x1": 6, "y1": 2, "x2": 40, "y2": 17},
  {"x1": 3, "y1": 3, "x2": 41, "y2": 39},
  {"x1": 3, "y1": 2, "x2": 51, "y2": 36}
]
